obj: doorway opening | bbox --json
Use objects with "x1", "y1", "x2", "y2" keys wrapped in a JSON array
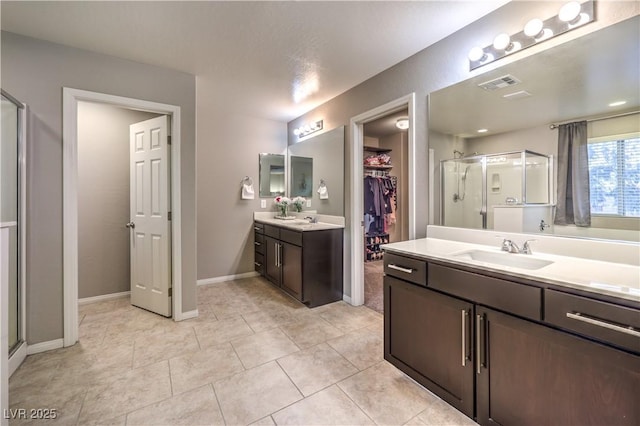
[
  {"x1": 362, "y1": 109, "x2": 410, "y2": 312},
  {"x1": 349, "y1": 93, "x2": 416, "y2": 307},
  {"x1": 63, "y1": 88, "x2": 183, "y2": 348}
]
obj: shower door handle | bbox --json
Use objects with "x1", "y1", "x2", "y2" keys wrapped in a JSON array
[{"x1": 479, "y1": 206, "x2": 487, "y2": 229}]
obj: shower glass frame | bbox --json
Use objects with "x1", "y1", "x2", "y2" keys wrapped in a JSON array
[
  {"x1": 2, "y1": 89, "x2": 26, "y2": 357},
  {"x1": 440, "y1": 150, "x2": 553, "y2": 230}
]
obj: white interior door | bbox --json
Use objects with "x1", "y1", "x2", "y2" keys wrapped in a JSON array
[{"x1": 129, "y1": 116, "x2": 171, "y2": 317}]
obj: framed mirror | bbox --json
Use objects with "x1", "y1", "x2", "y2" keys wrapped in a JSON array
[
  {"x1": 290, "y1": 156, "x2": 313, "y2": 198},
  {"x1": 428, "y1": 16, "x2": 639, "y2": 242},
  {"x1": 258, "y1": 153, "x2": 285, "y2": 197}
]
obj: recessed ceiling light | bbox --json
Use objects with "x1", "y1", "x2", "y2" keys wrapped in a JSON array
[
  {"x1": 396, "y1": 118, "x2": 409, "y2": 130},
  {"x1": 477, "y1": 129, "x2": 488, "y2": 133},
  {"x1": 608, "y1": 100, "x2": 627, "y2": 107}
]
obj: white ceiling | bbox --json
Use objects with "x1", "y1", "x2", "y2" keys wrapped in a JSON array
[{"x1": 0, "y1": 1, "x2": 509, "y2": 122}]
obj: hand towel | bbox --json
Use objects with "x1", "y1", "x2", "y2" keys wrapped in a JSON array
[
  {"x1": 318, "y1": 185, "x2": 329, "y2": 200},
  {"x1": 242, "y1": 183, "x2": 255, "y2": 200}
]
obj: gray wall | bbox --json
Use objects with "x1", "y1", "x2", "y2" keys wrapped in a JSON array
[
  {"x1": 1, "y1": 32, "x2": 197, "y2": 344},
  {"x1": 196, "y1": 99, "x2": 287, "y2": 281},
  {"x1": 288, "y1": 1, "x2": 638, "y2": 298},
  {"x1": 77, "y1": 102, "x2": 159, "y2": 299}
]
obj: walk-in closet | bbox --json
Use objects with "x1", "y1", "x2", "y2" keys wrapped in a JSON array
[{"x1": 362, "y1": 109, "x2": 409, "y2": 312}]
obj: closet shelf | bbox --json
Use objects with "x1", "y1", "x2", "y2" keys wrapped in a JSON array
[
  {"x1": 364, "y1": 165, "x2": 393, "y2": 170},
  {"x1": 363, "y1": 146, "x2": 392, "y2": 153}
]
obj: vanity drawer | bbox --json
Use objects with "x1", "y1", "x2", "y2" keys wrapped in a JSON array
[
  {"x1": 253, "y1": 222, "x2": 264, "y2": 234},
  {"x1": 428, "y1": 264, "x2": 542, "y2": 320},
  {"x1": 264, "y1": 224, "x2": 280, "y2": 239},
  {"x1": 254, "y1": 233, "x2": 265, "y2": 254},
  {"x1": 384, "y1": 253, "x2": 427, "y2": 286},
  {"x1": 280, "y1": 229, "x2": 302, "y2": 246},
  {"x1": 254, "y1": 252, "x2": 264, "y2": 275},
  {"x1": 545, "y1": 289, "x2": 640, "y2": 354}
]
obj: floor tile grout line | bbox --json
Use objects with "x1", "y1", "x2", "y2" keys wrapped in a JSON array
[{"x1": 210, "y1": 382, "x2": 228, "y2": 426}]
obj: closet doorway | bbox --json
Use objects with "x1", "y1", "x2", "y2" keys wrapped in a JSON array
[{"x1": 362, "y1": 109, "x2": 410, "y2": 312}]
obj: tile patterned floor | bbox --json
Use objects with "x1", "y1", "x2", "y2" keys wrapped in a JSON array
[{"x1": 9, "y1": 276, "x2": 477, "y2": 425}]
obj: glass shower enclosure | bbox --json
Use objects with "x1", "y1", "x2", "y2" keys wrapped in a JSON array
[
  {"x1": 1, "y1": 90, "x2": 24, "y2": 360},
  {"x1": 441, "y1": 150, "x2": 552, "y2": 230}
]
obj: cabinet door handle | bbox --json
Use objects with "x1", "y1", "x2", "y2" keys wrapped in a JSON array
[
  {"x1": 476, "y1": 313, "x2": 484, "y2": 375},
  {"x1": 254, "y1": 241, "x2": 261, "y2": 246},
  {"x1": 254, "y1": 226, "x2": 261, "y2": 231},
  {"x1": 254, "y1": 262, "x2": 262, "y2": 267},
  {"x1": 461, "y1": 309, "x2": 468, "y2": 367},
  {"x1": 275, "y1": 242, "x2": 279, "y2": 267},
  {"x1": 566, "y1": 312, "x2": 640, "y2": 337},
  {"x1": 388, "y1": 264, "x2": 413, "y2": 274}
]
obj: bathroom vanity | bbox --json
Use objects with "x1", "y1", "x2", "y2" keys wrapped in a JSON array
[
  {"x1": 383, "y1": 238, "x2": 639, "y2": 425},
  {"x1": 253, "y1": 217, "x2": 343, "y2": 307}
]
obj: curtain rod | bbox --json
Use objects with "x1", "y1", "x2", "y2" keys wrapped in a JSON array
[{"x1": 549, "y1": 110, "x2": 639, "y2": 130}]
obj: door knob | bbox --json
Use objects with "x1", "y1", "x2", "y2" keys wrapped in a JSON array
[{"x1": 125, "y1": 222, "x2": 135, "y2": 229}]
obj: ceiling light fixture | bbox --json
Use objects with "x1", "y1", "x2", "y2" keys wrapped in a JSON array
[
  {"x1": 608, "y1": 100, "x2": 627, "y2": 107},
  {"x1": 477, "y1": 129, "x2": 488, "y2": 133},
  {"x1": 294, "y1": 119, "x2": 323, "y2": 138},
  {"x1": 396, "y1": 118, "x2": 409, "y2": 130},
  {"x1": 468, "y1": 0, "x2": 594, "y2": 71}
]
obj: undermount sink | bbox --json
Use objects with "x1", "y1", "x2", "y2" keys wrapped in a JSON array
[{"x1": 452, "y1": 249, "x2": 554, "y2": 270}]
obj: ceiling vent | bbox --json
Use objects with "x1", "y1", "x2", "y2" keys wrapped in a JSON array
[
  {"x1": 503, "y1": 90, "x2": 532, "y2": 100},
  {"x1": 478, "y1": 74, "x2": 521, "y2": 91}
]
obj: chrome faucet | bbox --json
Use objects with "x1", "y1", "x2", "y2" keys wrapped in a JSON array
[
  {"x1": 501, "y1": 238, "x2": 535, "y2": 255},
  {"x1": 304, "y1": 216, "x2": 318, "y2": 224}
]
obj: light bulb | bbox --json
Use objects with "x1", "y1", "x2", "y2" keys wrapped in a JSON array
[
  {"x1": 493, "y1": 33, "x2": 511, "y2": 51},
  {"x1": 559, "y1": 1, "x2": 581, "y2": 23},
  {"x1": 293, "y1": 128, "x2": 300, "y2": 136},
  {"x1": 468, "y1": 46, "x2": 486, "y2": 62},
  {"x1": 524, "y1": 18, "x2": 544, "y2": 38},
  {"x1": 396, "y1": 119, "x2": 409, "y2": 130}
]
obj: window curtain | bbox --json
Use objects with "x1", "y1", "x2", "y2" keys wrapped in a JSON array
[{"x1": 555, "y1": 121, "x2": 590, "y2": 226}]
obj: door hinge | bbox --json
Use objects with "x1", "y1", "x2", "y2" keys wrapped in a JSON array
[
  {"x1": 168, "y1": 288, "x2": 172, "y2": 297},
  {"x1": 168, "y1": 211, "x2": 172, "y2": 221},
  {"x1": 167, "y1": 135, "x2": 172, "y2": 145}
]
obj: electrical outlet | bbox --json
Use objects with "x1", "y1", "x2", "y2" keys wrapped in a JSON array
[
  {"x1": 306, "y1": 199, "x2": 311, "y2": 207},
  {"x1": 260, "y1": 199, "x2": 266, "y2": 208}
]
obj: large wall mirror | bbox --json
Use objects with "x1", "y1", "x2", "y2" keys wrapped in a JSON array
[
  {"x1": 258, "y1": 153, "x2": 285, "y2": 197},
  {"x1": 288, "y1": 125, "x2": 345, "y2": 215},
  {"x1": 429, "y1": 16, "x2": 639, "y2": 242}
]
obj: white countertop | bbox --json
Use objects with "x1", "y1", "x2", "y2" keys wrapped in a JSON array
[
  {"x1": 383, "y1": 238, "x2": 640, "y2": 303},
  {"x1": 254, "y1": 212, "x2": 345, "y2": 232}
]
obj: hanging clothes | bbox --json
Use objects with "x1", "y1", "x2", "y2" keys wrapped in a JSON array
[{"x1": 364, "y1": 176, "x2": 397, "y2": 235}]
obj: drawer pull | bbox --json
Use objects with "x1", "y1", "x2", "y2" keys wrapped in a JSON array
[
  {"x1": 254, "y1": 226, "x2": 261, "y2": 231},
  {"x1": 254, "y1": 241, "x2": 261, "y2": 246},
  {"x1": 566, "y1": 312, "x2": 640, "y2": 338},
  {"x1": 254, "y1": 262, "x2": 262, "y2": 267},
  {"x1": 388, "y1": 264, "x2": 414, "y2": 274}
]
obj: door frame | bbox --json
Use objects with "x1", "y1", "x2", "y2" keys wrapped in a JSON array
[
  {"x1": 62, "y1": 88, "x2": 183, "y2": 347},
  {"x1": 349, "y1": 93, "x2": 416, "y2": 306}
]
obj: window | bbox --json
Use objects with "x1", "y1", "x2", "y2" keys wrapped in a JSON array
[{"x1": 588, "y1": 135, "x2": 640, "y2": 217}]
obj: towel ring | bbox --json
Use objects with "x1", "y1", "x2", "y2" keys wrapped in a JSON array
[
  {"x1": 241, "y1": 176, "x2": 253, "y2": 186},
  {"x1": 319, "y1": 179, "x2": 326, "y2": 187}
]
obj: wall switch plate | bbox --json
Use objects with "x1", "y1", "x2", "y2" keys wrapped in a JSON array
[
  {"x1": 261, "y1": 199, "x2": 266, "y2": 208},
  {"x1": 306, "y1": 199, "x2": 311, "y2": 207}
]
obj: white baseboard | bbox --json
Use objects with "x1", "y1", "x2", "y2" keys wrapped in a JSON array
[
  {"x1": 179, "y1": 309, "x2": 199, "y2": 321},
  {"x1": 27, "y1": 338, "x2": 64, "y2": 355},
  {"x1": 78, "y1": 291, "x2": 130, "y2": 305},
  {"x1": 343, "y1": 294, "x2": 353, "y2": 304},
  {"x1": 9, "y1": 342, "x2": 27, "y2": 377},
  {"x1": 197, "y1": 271, "x2": 259, "y2": 286}
]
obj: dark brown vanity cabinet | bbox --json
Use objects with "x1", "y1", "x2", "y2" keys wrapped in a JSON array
[
  {"x1": 385, "y1": 275, "x2": 475, "y2": 417},
  {"x1": 254, "y1": 221, "x2": 342, "y2": 307},
  {"x1": 476, "y1": 306, "x2": 639, "y2": 426},
  {"x1": 384, "y1": 252, "x2": 640, "y2": 426}
]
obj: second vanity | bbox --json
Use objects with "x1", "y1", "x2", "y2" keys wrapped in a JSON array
[
  {"x1": 382, "y1": 236, "x2": 639, "y2": 426},
  {"x1": 253, "y1": 214, "x2": 343, "y2": 307}
]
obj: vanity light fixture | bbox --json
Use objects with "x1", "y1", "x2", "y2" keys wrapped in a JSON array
[
  {"x1": 468, "y1": 0, "x2": 594, "y2": 71},
  {"x1": 608, "y1": 100, "x2": 627, "y2": 107},
  {"x1": 396, "y1": 118, "x2": 409, "y2": 130},
  {"x1": 294, "y1": 119, "x2": 323, "y2": 139}
]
